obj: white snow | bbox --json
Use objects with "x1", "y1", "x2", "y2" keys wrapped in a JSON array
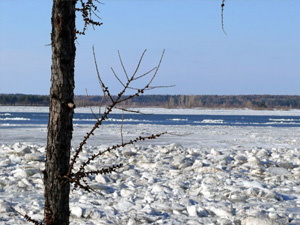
[{"x1": 1, "y1": 107, "x2": 300, "y2": 224}]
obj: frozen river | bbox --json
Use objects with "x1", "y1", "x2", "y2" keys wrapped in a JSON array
[{"x1": 1, "y1": 107, "x2": 300, "y2": 224}]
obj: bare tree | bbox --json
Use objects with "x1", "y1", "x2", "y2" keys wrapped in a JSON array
[
  {"x1": 43, "y1": 1, "x2": 166, "y2": 224},
  {"x1": 15, "y1": 1, "x2": 226, "y2": 224},
  {"x1": 44, "y1": 1, "x2": 101, "y2": 224}
]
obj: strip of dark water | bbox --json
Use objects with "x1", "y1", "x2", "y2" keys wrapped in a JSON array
[{"x1": 1, "y1": 112, "x2": 300, "y2": 128}]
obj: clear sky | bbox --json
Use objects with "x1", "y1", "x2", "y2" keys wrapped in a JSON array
[{"x1": 0, "y1": 0, "x2": 299, "y2": 95}]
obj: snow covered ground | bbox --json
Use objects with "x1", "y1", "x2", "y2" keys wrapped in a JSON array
[{"x1": 1, "y1": 107, "x2": 300, "y2": 224}]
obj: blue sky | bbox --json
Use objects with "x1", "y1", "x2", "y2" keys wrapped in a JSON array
[{"x1": 0, "y1": 0, "x2": 299, "y2": 95}]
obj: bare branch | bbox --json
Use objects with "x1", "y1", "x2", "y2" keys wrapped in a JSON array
[
  {"x1": 111, "y1": 67, "x2": 126, "y2": 87},
  {"x1": 146, "y1": 49, "x2": 165, "y2": 88},
  {"x1": 68, "y1": 104, "x2": 114, "y2": 176},
  {"x1": 131, "y1": 49, "x2": 147, "y2": 79},
  {"x1": 92, "y1": 46, "x2": 114, "y2": 102},
  {"x1": 221, "y1": 0, "x2": 227, "y2": 35},
  {"x1": 121, "y1": 109, "x2": 124, "y2": 145},
  {"x1": 145, "y1": 84, "x2": 176, "y2": 90},
  {"x1": 75, "y1": 0, "x2": 103, "y2": 36},
  {"x1": 67, "y1": 49, "x2": 168, "y2": 193},
  {"x1": 132, "y1": 67, "x2": 157, "y2": 81},
  {"x1": 114, "y1": 93, "x2": 141, "y2": 105},
  {"x1": 78, "y1": 132, "x2": 167, "y2": 176},
  {"x1": 10, "y1": 203, "x2": 43, "y2": 225},
  {"x1": 118, "y1": 50, "x2": 129, "y2": 81},
  {"x1": 85, "y1": 88, "x2": 99, "y2": 120},
  {"x1": 92, "y1": 46, "x2": 105, "y2": 94},
  {"x1": 115, "y1": 107, "x2": 153, "y2": 115},
  {"x1": 69, "y1": 164, "x2": 123, "y2": 193}
]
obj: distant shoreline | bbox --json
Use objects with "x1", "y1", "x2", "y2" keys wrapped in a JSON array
[{"x1": 1, "y1": 94, "x2": 300, "y2": 110}]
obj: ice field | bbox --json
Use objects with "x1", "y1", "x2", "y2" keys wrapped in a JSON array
[{"x1": 1, "y1": 107, "x2": 300, "y2": 224}]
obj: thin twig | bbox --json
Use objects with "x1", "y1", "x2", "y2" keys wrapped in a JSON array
[
  {"x1": 221, "y1": 0, "x2": 227, "y2": 35},
  {"x1": 132, "y1": 49, "x2": 147, "y2": 79},
  {"x1": 115, "y1": 106, "x2": 153, "y2": 115},
  {"x1": 111, "y1": 67, "x2": 126, "y2": 87},
  {"x1": 10, "y1": 203, "x2": 43, "y2": 225},
  {"x1": 133, "y1": 67, "x2": 157, "y2": 81},
  {"x1": 121, "y1": 106, "x2": 124, "y2": 145},
  {"x1": 118, "y1": 50, "x2": 129, "y2": 81},
  {"x1": 85, "y1": 88, "x2": 99, "y2": 120},
  {"x1": 92, "y1": 46, "x2": 113, "y2": 101},
  {"x1": 144, "y1": 84, "x2": 176, "y2": 90},
  {"x1": 146, "y1": 49, "x2": 165, "y2": 87},
  {"x1": 92, "y1": 46, "x2": 104, "y2": 93}
]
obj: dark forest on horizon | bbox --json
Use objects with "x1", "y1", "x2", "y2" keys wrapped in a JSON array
[{"x1": 1, "y1": 94, "x2": 300, "y2": 110}]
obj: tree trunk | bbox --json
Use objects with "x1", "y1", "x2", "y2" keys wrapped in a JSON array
[{"x1": 44, "y1": 1, "x2": 76, "y2": 224}]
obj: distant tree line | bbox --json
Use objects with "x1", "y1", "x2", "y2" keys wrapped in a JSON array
[
  {"x1": 1, "y1": 94, "x2": 300, "y2": 109},
  {"x1": 0, "y1": 94, "x2": 49, "y2": 106}
]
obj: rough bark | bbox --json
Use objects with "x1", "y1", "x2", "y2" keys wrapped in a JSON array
[{"x1": 44, "y1": 1, "x2": 76, "y2": 224}]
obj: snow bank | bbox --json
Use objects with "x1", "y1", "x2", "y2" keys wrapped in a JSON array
[{"x1": 1, "y1": 124, "x2": 300, "y2": 224}]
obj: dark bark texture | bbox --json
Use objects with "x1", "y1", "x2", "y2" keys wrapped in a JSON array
[{"x1": 44, "y1": 1, "x2": 76, "y2": 224}]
